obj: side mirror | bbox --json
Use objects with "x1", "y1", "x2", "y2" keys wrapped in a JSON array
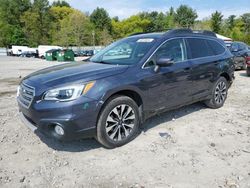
[{"x1": 156, "y1": 57, "x2": 173, "y2": 67}]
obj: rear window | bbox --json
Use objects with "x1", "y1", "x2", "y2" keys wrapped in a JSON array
[
  {"x1": 207, "y1": 40, "x2": 225, "y2": 55},
  {"x1": 187, "y1": 38, "x2": 214, "y2": 58},
  {"x1": 187, "y1": 38, "x2": 225, "y2": 59}
]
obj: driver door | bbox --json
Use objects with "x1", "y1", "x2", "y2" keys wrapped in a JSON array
[{"x1": 140, "y1": 38, "x2": 193, "y2": 111}]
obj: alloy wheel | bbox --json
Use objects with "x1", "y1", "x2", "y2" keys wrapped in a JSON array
[
  {"x1": 105, "y1": 104, "x2": 135, "y2": 142},
  {"x1": 214, "y1": 81, "x2": 227, "y2": 104}
]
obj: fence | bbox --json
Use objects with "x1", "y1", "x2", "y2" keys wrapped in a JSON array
[{"x1": 0, "y1": 48, "x2": 7, "y2": 56}]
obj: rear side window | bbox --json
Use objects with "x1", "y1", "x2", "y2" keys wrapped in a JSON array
[
  {"x1": 207, "y1": 40, "x2": 225, "y2": 55},
  {"x1": 187, "y1": 38, "x2": 214, "y2": 58}
]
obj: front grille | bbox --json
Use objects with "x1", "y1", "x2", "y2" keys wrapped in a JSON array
[{"x1": 18, "y1": 83, "x2": 35, "y2": 108}]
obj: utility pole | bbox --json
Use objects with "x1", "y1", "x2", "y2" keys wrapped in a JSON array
[{"x1": 92, "y1": 31, "x2": 95, "y2": 50}]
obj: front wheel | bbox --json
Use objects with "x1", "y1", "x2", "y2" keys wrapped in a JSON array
[
  {"x1": 204, "y1": 77, "x2": 229, "y2": 109},
  {"x1": 96, "y1": 95, "x2": 140, "y2": 149}
]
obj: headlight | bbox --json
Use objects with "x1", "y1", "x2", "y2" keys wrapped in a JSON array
[{"x1": 43, "y1": 81, "x2": 95, "y2": 101}]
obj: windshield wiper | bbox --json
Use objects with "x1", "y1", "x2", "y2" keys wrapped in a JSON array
[{"x1": 93, "y1": 61, "x2": 112, "y2": 65}]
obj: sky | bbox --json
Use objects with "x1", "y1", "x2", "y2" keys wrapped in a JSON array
[{"x1": 53, "y1": 0, "x2": 250, "y2": 20}]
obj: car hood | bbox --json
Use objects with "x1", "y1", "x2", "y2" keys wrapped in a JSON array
[{"x1": 23, "y1": 62, "x2": 129, "y2": 87}]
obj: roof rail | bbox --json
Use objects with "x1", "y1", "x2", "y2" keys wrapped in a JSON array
[
  {"x1": 129, "y1": 32, "x2": 147, "y2": 36},
  {"x1": 166, "y1": 29, "x2": 192, "y2": 35},
  {"x1": 165, "y1": 29, "x2": 217, "y2": 38},
  {"x1": 193, "y1": 30, "x2": 217, "y2": 37}
]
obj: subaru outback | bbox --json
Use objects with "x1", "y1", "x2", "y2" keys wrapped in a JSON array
[{"x1": 17, "y1": 29, "x2": 235, "y2": 148}]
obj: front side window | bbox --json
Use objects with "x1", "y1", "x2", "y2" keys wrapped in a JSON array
[
  {"x1": 155, "y1": 38, "x2": 187, "y2": 63},
  {"x1": 145, "y1": 38, "x2": 187, "y2": 67}
]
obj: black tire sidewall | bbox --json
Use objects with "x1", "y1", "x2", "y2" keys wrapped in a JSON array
[
  {"x1": 211, "y1": 77, "x2": 228, "y2": 108},
  {"x1": 97, "y1": 96, "x2": 140, "y2": 148},
  {"x1": 247, "y1": 67, "x2": 250, "y2": 76}
]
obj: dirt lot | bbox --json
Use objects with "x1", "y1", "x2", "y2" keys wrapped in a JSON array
[{"x1": 0, "y1": 56, "x2": 250, "y2": 188}]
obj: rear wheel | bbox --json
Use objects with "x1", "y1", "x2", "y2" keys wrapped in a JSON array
[
  {"x1": 247, "y1": 67, "x2": 250, "y2": 76},
  {"x1": 204, "y1": 77, "x2": 228, "y2": 109},
  {"x1": 96, "y1": 95, "x2": 140, "y2": 149},
  {"x1": 242, "y1": 63, "x2": 247, "y2": 70}
]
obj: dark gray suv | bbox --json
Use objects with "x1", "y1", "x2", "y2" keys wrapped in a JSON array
[{"x1": 18, "y1": 29, "x2": 235, "y2": 148}]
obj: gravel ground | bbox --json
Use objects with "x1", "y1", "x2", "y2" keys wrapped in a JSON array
[{"x1": 0, "y1": 56, "x2": 250, "y2": 188}]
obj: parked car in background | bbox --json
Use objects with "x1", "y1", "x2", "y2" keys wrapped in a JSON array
[
  {"x1": 11, "y1": 46, "x2": 29, "y2": 56},
  {"x1": 230, "y1": 41, "x2": 250, "y2": 70},
  {"x1": 18, "y1": 29, "x2": 234, "y2": 148},
  {"x1": 20, "y1": 51, "x2": 38, "y2": 58},
  {"x1": 86, "y1": 50, "x2": 94, "y2": 56}
]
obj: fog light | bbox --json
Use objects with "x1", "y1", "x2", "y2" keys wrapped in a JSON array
[{"x1": 54, "y1": 125, "x2": 64, "y2": 136}]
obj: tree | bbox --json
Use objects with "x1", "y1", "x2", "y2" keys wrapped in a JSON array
[
  {"x1": 112, "y1": 15, "x2": 151, "y2": 39},
  {"x1": 49, "y1": 6, "x2": 74, "y2": 44},
  {"x1": 166, "y1": 7, "x2": 176, "y2": 29},
  {"x1": 174, "y1": 5, "x2": 197, "y2": 28},
  {"x1": 210, "y1": 11, "x2": 223, "y2": 33},
  {"x1": 52, "y1": 0, "x2": 70, "y2": 7},
  {"x1": 0, "y1": 0, "x2": 30, "y2": 46},
  {"x1": 21, "y1": 0, "x2": 51, "y2": 46},
  {"x1": 241, "y1": 13, "x2": 250, "y2": 33},
  {"x1": 99, "y1": 29, "x2": 113, "y2": 46},
  {"x1": 90, "y1": 7, "x2": 112, "y2": 32},
  {"x1": 57, "y1": 10, "x2": 93, "y2": 47},
  {"x1": 139, "y1": 11, "x2": 168, "y2": 32},
  {"x1": 227, "y1": 15, "x2": 236, "y2": 31}
]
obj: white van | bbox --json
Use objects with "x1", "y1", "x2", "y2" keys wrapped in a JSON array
[{"x1": 11, "y1": 46, "x2": 29, "y2": 56}]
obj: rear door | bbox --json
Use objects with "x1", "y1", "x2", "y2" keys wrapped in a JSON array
[{"x1": 186, "y1": 38, "x2": 225, "y2": 100}]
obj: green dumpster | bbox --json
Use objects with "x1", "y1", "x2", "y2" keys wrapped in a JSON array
[
  {"x1": 57, "y1": 49, "x2": 75, "y2": 62},
  {"x1": 45, "y1": 49, "x2": 61, "y2": 61}
]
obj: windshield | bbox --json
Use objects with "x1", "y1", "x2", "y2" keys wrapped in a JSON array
[{"x1": 90, "y1": 37, "x2": 157, "y2": 65}]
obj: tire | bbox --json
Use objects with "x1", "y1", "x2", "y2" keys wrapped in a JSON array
[
  {"x1": 247, "y1": 68, "x2": 250, "y2": 77},
  {"x1": 242, "y1": 63, "x2": 247, "y2": 70},
  {"x1": 204, "y1": 77, "x2": 229, "y2": 109},
  {"x1": 96, "y1": 95, "x2": 140, "y2": 149}
]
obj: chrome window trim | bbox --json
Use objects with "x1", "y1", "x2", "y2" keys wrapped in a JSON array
[{"x1": 141, "y1": 36, "x2": 227, "y2": 69}]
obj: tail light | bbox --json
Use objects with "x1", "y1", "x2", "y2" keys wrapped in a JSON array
[{"x1": 246, "y1": 56, "x2": 250, "y2": 66}]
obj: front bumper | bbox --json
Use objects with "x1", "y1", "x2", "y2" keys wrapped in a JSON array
[{"x1": 18, "y1": 96, "x2": 100, "y2": 141}]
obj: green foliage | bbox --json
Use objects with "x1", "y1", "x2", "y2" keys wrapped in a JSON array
[
  {"x1": 0, "y1": 1, "x2": 250, "y2": 47},
  {"x1": 90, "y1": 7, "x2": 112, "y2": 32},
  {"x1": 0, "y1": 0, "x2": 30, "y2": 46},
  {"x1": 52, "y1": 0, "x2": 70, "y2": 7},
  {"x1": 227, "y1": 15, "x2": 236, "y2": 31},
  {"x1": 57, "y1": 10, "x2": 93, "y2": 47},
  {"x1": 211, "y1": 11, "x2": 223, "y2": 33},
  {"x1": 174, "y1": 5, "x2": 197, "y2": 28},
  {"x1": 241, "y1": 13, "x2": 250, "y2": 33},
  {"x1": 21, "y1": 0, "x2": 51, "y2": 46},
  {"x1": 49, "y1": 6, "x2": 74, "y2": 44},
  {"x1": 139, "y1": 11, "x2": 169, "y2": 32},
  {"x1": 112, "y1": 15, "x2": 151, "y2": 39}
]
